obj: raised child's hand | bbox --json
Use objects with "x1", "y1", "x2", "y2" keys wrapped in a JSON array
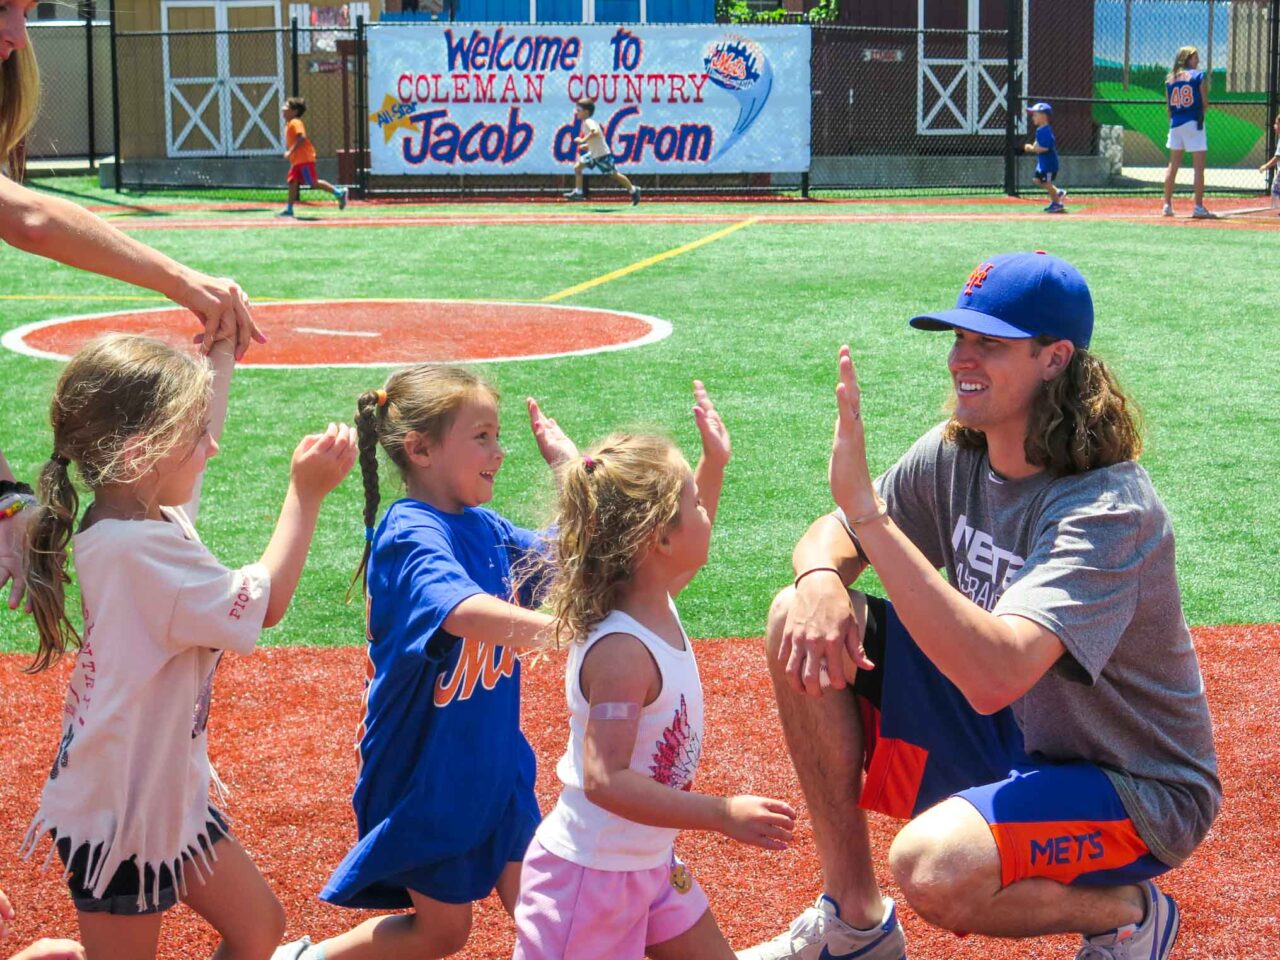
[
  {"x1": 290, "y1": 422, "x2": 357, "y2": 501},
  {"x1": 527, "y1": 398, "x2": 579, "y2": 468},
  {"x1": 720, "y1": 795, "x2": 796, "y2": 850},
  {"x1": 9, "y1": 940, "x2": 86, "y2": 960},
  {"x1": 692, "y1": 380, "x2": 730, "y2": 469}
]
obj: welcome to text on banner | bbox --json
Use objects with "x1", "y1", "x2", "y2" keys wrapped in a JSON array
[{"x1": 366, "y1": 23, "x2": 812, "y2": 175}]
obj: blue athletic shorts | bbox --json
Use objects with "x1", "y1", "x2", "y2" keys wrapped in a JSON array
[
  {"x1": 1033, "y1": 168, "x2": 1057, "y2": 184},
  {"x1": 580, "y1": 152, "x2": 618, "y2": 175},
  {"x1": 852, "y1": 597, "x2": 1169, "y2": 888}
]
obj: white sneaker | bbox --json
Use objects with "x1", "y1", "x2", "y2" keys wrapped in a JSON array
[
  {"x1": 736, "y1": 894, "x2": 906, "y2": 960},
  {"x1": 1074, "y1": 881, "x2": 1179, "y2": 960},
  {"x1": 1057, "y1": 188, "x2": 1068, "y2": 205},
  {"x1": 1191, "y1": 205, "x2": 1216, "y2": 219},
  {"x1": 270, "y1": 937, "x2": 312, "y2": 960},
  {"x1": 1162, "y1": 203, "x2": 1174, "y2": 217}
]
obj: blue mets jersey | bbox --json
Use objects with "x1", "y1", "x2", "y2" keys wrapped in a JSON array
[
  {"x1": 1167, "y1": 70, "x2": 1204, "y2": 129},
  {"x1": 321, "y1": 499, "x2": 543, "y2": 908},
  {"x1": 1034, "y1": 124, "x2": 1059, "y2": 174}
]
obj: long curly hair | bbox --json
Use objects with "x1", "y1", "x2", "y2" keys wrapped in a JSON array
[
  {"x1": 538, "y1": 434, "x2": 686, "y2": 647},
  {"x1": 26, "y1": 335, "x2": 213, "y2": 672},
  {"x1": 943, "y1": 338, "x2": 1142, "y2": 475},
  {"x1": 349, "y1": 365, "x2": 498, "y2": 599}
]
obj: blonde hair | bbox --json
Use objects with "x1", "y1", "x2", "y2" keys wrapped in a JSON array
[
  {"x1": 539, "y1": 434, "x2": 686, "y2": 646},
  {"x1": 26, "y1": 335, "x2": 213, "y2": 672},
  {"x1": 942, "y1": 339, "x2": 1142, "y2": 476},
  {"x1": 1, "y1": 45, "x2": 39, "y2": 171},
  {"x1": 1168, "y1": 46, "x2": 1199, "y2": 82},
  {"x1": 350, "y1": 365, "x2": 499, "y2": 597}
]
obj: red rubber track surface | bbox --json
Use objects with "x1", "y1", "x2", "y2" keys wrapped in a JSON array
[{"x1": 1, "y1": 625, "x2": 1275, "y2": 958}]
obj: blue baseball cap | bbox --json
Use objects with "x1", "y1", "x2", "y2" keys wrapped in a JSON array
[
  {"x1": 909, "y1": 251, "x2": 1094, "y2": 348},
  {"x1": 1027, "y1": 101, "x2": 1053, "y2": 113}
]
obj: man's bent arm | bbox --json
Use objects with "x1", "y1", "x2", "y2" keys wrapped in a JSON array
[
  {"x1": 792, "y1": 513, "x2": 868, "y2": 586},
  {"x1": 855, "y1": 516, "x2": 1064, "y2": 714}
]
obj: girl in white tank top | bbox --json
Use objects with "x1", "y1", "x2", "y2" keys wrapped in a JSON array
[{"x1": 511, "y1": 383, "x2": 796, "y2": 960}]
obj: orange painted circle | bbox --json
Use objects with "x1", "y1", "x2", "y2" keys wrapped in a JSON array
[{"x1": 4, "y1": 300, "x2": 671, "y2": 367}]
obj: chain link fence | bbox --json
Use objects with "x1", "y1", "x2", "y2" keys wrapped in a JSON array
[{"x1": 23, "y1": 1, "x2": 1280, "y2": 199}]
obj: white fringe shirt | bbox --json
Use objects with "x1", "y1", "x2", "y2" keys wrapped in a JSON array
[{"x1": 22, "y1": 506, "x2": 270, "y2": 909}]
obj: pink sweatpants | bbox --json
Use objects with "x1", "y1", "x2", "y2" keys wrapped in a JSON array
[{"x1": 511, "y1": 838, "x2": 709, "y2": 960}]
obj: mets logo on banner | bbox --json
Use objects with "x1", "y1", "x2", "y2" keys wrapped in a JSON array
[{"x1": 703, "y1": 34, "x2": 775, "y2": 160}]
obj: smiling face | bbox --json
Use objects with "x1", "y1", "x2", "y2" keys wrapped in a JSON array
[
  {"x1": 408, "y1": 392, "x2": 504, "y2": 513},
  {"x1": 0, "y1": 0, "x2": 33, "y2": 62},
  {"x1": 948, "y1": 329, "x2": 1072, "y2": 443}
]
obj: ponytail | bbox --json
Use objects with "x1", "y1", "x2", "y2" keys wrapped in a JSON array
[
  {"x1": 25, "y1": 455, "x2": 80, "y2": 673},
  {"x1": 347, "y1": 390, "x2": 384, "y2": 602}
]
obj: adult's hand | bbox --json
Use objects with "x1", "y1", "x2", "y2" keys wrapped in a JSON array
[
  {"x1": 175, "y1": 269, "x2": 267, "y2": 361},
  {"x1": 778, "y1": 572, "x2": 871, "y2": 697},
  {"x1": 0, "y1": 507, "x2": 35, "y2": 610},
  {"x1": 829, "y1": 344, "x2": 880, "y2": 524}
]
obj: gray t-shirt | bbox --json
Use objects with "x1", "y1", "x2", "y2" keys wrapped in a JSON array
[{"x1": 846, "y1": 423, "x2": 1220, "y2": 866}]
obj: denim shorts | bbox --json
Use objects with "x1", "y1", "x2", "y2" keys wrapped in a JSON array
[{"x1": 55, "y1": 806, "x2": 230, "y2": 915}]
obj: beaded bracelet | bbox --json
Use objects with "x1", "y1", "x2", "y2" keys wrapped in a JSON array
[{"x1": 0, "y1": 493, "x2": 37, "y2": 521}]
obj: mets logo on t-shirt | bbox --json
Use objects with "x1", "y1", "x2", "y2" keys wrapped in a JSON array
[{"x1": 433, "y1": 639, "x2": 515, "y2": 707}]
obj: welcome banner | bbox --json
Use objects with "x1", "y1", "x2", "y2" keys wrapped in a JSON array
[{"x1": 366, "y1": 23, "x2": 811, "y2": 175}]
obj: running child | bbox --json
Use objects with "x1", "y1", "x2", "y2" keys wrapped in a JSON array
[
  {"x1": 21, "y1": 332, "x2": 357, "y2": 960},
  {"x1": 510, "y1": 383, "x2": 796, "y2": 960},
  {"x1": 563, "y1": 98, "x2": 641, "y2": 205},
  {"x1": 1023, "y1": 101, "x2": 1066, "y2": 213},
  {"x1": 280, "y1": 96, "x2": 347, "y2": 217},
  {"x1": 1259, "y1": 112, "x2": 1280, "y2": 211},
  {"x1": 274, "y1": 367, "x2": 576, "y2": 960}
]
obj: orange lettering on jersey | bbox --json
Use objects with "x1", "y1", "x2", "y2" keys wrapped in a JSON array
[
  {"x1": 964, "y1": 262, "x2": 995, "y2": 295},
  {"x1": 434, "y1": 639, "x2": 515, "y2": 707}
]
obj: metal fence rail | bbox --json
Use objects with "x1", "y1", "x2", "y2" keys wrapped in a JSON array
[{"x1": 25, "y1": 0, "x2": 1278, "y2": 197}]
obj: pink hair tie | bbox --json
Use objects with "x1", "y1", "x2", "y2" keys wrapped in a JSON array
[{"x1": 583, "y1": 456, "x2": 597, "y2": 474}]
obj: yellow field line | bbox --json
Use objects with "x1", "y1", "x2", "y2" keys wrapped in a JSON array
[{"x1": 540, "y1": 217, "x2": 759, "y2": 303}]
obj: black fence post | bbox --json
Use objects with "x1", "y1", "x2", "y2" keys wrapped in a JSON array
[
  {"x1": 1003, "y1": 0, "x2": 1020, "y2": 197},
  {"x1": 800, "y1": 171, "x2": 810, "y2": 198},
  {"x1": 1269, "y1": 1, "x2": 1279, "y2": 143},
  {"x1": 291, "y1": 17, "x2": 300, "y2": 98},
  {"x1": 84, "y1": 0, "x2": 96, "y2": 169},
  {"x1": 356, "y1": 15, "x2": 367, "y2": 198},
  {"x1": 108, "y1": 0, "x2": 121, "y2": 190}
]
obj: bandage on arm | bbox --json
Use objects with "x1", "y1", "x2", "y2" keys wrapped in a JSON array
[{"x1": 588, "y1": 702, "x2": 640, "y2": 721}]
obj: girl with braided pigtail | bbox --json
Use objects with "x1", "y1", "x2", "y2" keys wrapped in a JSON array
[
  {"x1": 276, "y1": 366, "x2": 575, "y2": 960},
  {"x1": 21, "y1": 333, "x2": 356, "y2": 960}
]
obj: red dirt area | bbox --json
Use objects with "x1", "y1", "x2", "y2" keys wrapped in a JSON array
[
  {"x1": 1, "y1": 625, "x2": 1275, "y2": 959},
  {"x1": 15, "y1": 302, "x2": 658, "y2": 366}
]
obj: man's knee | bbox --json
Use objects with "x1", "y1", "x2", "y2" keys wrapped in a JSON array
[
  {"x1": 763, "y1": 585, "x2": 796, "y2": 660},
  {"x1": 889, "y1": 799, "x2": 998, "y2": 932}
]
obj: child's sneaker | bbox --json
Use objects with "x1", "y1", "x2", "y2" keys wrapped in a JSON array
[
  {"x1": 563, "y1": 189, "x2": 585, "y2": 201},
  {"x1": 630, "y1": 185, "x2": 642, "y2": 206},
  {"x1": 337, "y1": 188, "x2": 348, "y2": 211},
  {"x1": 735, "y1": 894, "x2": 906, "y2": 960},
  {"x1": 1056, "y1": 188, "x2": 1068, "y2": 205},
  {"x1": 1045, "y1": 202, "x2": 1066, "y2": 213},
  {"x1": 1162, "y1": 203, "x2": 1175, "y2": 217},
  {"x1": 1191, "y1": 205, "x2": 1216, "y2": 219},
  {"x1": 270, "y1": 937, "x2": 312, "y2": 960},
  {"x1": 277, "y1": 208, "x2": 294, "y2": 218},
  {"x1": 1073, "y1": 881, "x2": 1179, "y2": 959}
]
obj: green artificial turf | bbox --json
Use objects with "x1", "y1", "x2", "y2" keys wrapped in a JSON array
[{"x1": 1, "y1": 198, "x2": 1276, "y2": 656}]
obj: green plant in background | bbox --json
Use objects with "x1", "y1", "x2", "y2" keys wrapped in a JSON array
[{"x1": 718, "y1": 0, "x2": 837, "y2": 23}]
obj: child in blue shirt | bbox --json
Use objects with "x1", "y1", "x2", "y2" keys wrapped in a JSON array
[
  {"x1": 274, "y1": 367, "x2": 578, "y2": 960},
  {"x1": 1023, "y1": 102, "x2": 1066, "y2": 213},
  {"x1": 1162, "y1": 45, "x2": 1214, "y2": 219}
]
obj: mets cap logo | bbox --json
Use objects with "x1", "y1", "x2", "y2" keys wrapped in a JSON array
[{"x1": 964, "y1": 261, "x2": 996, "y2": 296}]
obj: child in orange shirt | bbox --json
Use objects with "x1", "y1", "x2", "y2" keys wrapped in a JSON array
[{"x1": 280, "y1": 97, "x2": 347, "y2": 217}]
